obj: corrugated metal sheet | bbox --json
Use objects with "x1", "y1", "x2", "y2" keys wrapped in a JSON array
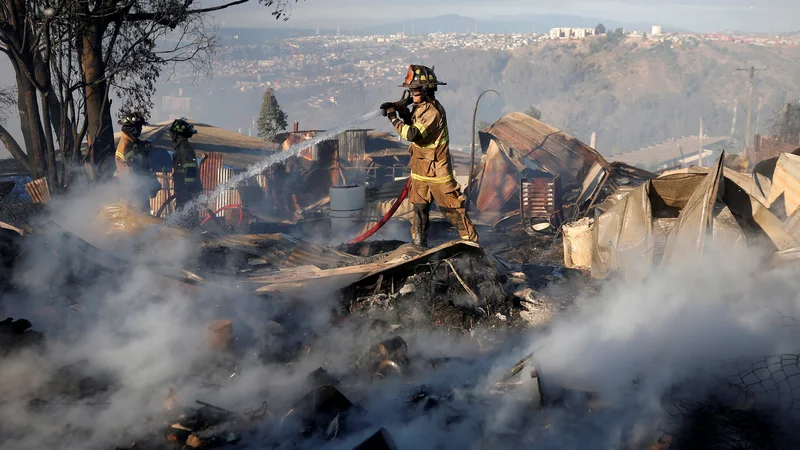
[
  {"x1": 473, "y1": 139, "x2": 521, "y2": 212},
  {"x1": 339, "y1": 130, "x2": 368, "y2": 162},
  {"x1": 203, "y1": 233, "x2": 360, "y2": 270},
  {"x1": 209, "y1": 167, "x2": 242, "y2": 224},
  {"x1": 250, "y1": 240, "x2": 488, "y2": 298},
  {"x1": 482, "y1": 112, "x2": 612, "y2": 190},
  {"x1": 612, "y1": 136, "x2": 728, "y2": 168},
  {"x1": 25, "y1": 178, "x2": 50, "y2": 204},
  {"x1": 200, "y1": 152, "x2": 224, "y2": 191},
  {"x1": 150, "y1": 172, "x2": 174, "y2": 217}
]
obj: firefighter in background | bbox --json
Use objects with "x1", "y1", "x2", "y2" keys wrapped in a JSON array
[
  {"x1": 115, "y1": 111, "x2": 160, "y2": 212},
  {"x1": 381, "y1": 65, "x2": 478, "y2": 247},
  {"x1": 169, "y1": 118, "x2": 203, "y2": 228}
]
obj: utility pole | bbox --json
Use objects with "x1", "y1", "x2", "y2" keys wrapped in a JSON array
[
  {"x1": 698, "y1": 117, "x2": 704, "y2": 167},
  {"x1": 754, "y1": 96, "x2": 764, "y2": 138},
  {"x1": 736, "y1": 65, "x2": 768, "y2": 150},
  {"x1": 729, "y1": 98, "x2": 738, "y2": 136}
]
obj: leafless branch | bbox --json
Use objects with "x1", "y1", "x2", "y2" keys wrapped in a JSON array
[{"x1": 0, "y1": 86, "x2": 16, "y2": 123}]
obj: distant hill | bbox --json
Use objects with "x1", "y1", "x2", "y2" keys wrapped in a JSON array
[
  {"x1": 357, "y1": 14, "x2": 666, "y2": 36},
  {"x1": 163, "y1": 34, "x2": 800, "y2": 157},
  {"x1": 216, "y1": 27, "x2": 324, "y2": 44},
  {"x1": 275, "y1": 37, "x2": 800, "y2": 154}
]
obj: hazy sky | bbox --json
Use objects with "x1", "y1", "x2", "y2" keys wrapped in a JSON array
[{"x1": 214, "y1": 0, "x2": 800, "y2": 33}]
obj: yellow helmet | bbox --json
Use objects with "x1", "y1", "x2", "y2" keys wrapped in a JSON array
[{"x1": 399, "y1": 65, "x2": 447, "y2": 90}]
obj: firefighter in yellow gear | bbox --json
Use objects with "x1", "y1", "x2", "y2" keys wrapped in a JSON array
[
  {"x1": 114, "y1": 111, "x2": 160, "y2": 212},
  {"x1": 169, "y1": 118, "x2": 203, "y2": 228},
  {"x1": 381, "y1": 65, "x2": 478, "y2": 247}
]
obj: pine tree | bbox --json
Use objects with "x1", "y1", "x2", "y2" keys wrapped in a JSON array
[{"x1": 257, "y1": 88, "x2": 288, "y2": 141}]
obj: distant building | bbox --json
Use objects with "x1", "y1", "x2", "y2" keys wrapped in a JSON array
[
  {"x1": 549, "y1": 27, "x2": 596, "y2": 40},
  {"x1": 161, "y1": 88, "x2": 191, "y2": 119},
  {"x1": 652, "y1": 25, "x2": 663, "y2": 36}
]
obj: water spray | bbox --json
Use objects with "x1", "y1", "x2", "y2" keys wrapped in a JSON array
[{"x1": 164, "y1": 109, "x2": 386, "y2": 226}]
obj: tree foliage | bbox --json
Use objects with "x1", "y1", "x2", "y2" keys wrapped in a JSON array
[
  {"x1": 595, "y1": 23, "x2": 606, "y2": 35},
  {"x1": 257, "y1": 88, "x2": 288, "y2": 141},
  {"x1": 0, "y1": 87, "x2": 14, "y2": 124},
  {"x1": 768, "y1": 102, "x2": 800, "y2": 143},
  {"x1": 0, "y1": 0, "x2": 303, "y2": 186},
  {"x1": 524, "y1": 106, "x2": 542, "y2": 120}
]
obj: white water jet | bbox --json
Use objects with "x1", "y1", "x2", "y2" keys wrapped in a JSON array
[{"x1": 165, "y1": 109, "x2": 385, "y2": 226}]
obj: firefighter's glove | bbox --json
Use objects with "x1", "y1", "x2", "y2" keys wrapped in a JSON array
[
  {"x1": 397, "y1": 96, "x2": 412, "y2": 109},
  {"x1": 380, "y1": 102, "x2": 397, "y2": 117},
  {"x1": 141, "y1": 140, "x2": 153, "y2": 154}
]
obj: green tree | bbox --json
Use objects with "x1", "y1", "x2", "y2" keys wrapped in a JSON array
[
  {"x1": 524, "y1": 106, "x2": 542, "y2": 120},
  {"x1": 257, "y1": 88, "x2": 288, "y2": 141},
  {"x1": 0, "y1": 0, "x2": 302, "y2": 183},
  {"x1": 595, "y1": 23, "x2": 606, "y2": 35}
]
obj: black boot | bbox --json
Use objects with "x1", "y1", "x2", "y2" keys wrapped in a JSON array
[{"x1": 411, "y1": 203, "x2": 431, "y2": 247}]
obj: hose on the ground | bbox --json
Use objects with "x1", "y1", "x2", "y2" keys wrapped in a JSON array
[
  {"x1": 154, "y1": 193, "x2": 242, "y2": 228},
  {"x1": 200, "y1": 204, "x2": 244, "y2": 227},
  {"x1": 346, "y1": 176, "x2": 412, "y2": 244},
  {"x1": 157, "y1": 176, "x2": 412, "y2": 241}
]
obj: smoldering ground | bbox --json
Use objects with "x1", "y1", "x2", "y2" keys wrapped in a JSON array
[{"x1": 2, "y1": 180, "x2": 800, "y2": 449}]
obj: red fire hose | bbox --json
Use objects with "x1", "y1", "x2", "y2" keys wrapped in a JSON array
[
  {"x1": 154, "y1": 193, "x2": 179, "y2": 218},
  {"x1": 154, "y1": 193, "x2": 243, "y2": 228},
  {"x1": 156, "y1": 176, "x2": 411, "y2": 241},
  {"x1": 200, "y1": 204, "x2": 244, "y2": 227},
  {"x1": 346, "y1": 177, "x2": 412, "y2": 244}
]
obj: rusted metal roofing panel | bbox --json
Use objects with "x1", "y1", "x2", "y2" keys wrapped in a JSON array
[
  {"x1": 25, "y1": 178, "x2": 50, "y2": 204},
  {"x1": 208, "y1": 167, "x2": 242, "y2": 225},
  {"x1": 474, "y1": 140, "x2": 521, "y2": 212},
  {"x1": 483, "y1": 112, "x2": 612, "y2": 189},
  {"x1": 200, "y1": 152, "x2": 224, "y2": 191}
]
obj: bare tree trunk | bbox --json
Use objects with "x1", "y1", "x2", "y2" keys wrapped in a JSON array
[
  {"x1": 10, "y1": 57, "x2": 47, "y2": 179},
  {"x1": 41, "y1": 91, "x2": 58, "y2": 189},
  {"x1": 0, "y1": 123, "x2": 30, "y2": 173},
  {"x1": 81, "y1": 21, "x2": 114, "y2": 169}
]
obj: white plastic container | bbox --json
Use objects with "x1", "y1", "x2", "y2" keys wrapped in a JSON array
[{"x1": 329, "y1": 184, "x2": 366, "y2": 241}]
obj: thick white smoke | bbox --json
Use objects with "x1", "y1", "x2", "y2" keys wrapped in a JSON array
[{"x1": 1, "y1": 178, "x2": 800, "y2": 449}]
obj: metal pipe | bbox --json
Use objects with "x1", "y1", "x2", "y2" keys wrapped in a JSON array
[{"x1": 466, "y1": 89, "x2": 500, "y2": 211}]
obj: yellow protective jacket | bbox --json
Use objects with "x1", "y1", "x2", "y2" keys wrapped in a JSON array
[
  {"x1": 390, "y1": 98, "x2": 454, "y2": 185},
  {"x1": 114, "y1": 132, "x2": 152, "y2": 180}
]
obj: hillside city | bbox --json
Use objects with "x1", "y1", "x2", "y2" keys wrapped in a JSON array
[
  {"x1": 161, "y1": 26, "x2": 800, "y2": 114},
  {"x1": 155, "y1": 25, "x2": 800, "y2": 153}
]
